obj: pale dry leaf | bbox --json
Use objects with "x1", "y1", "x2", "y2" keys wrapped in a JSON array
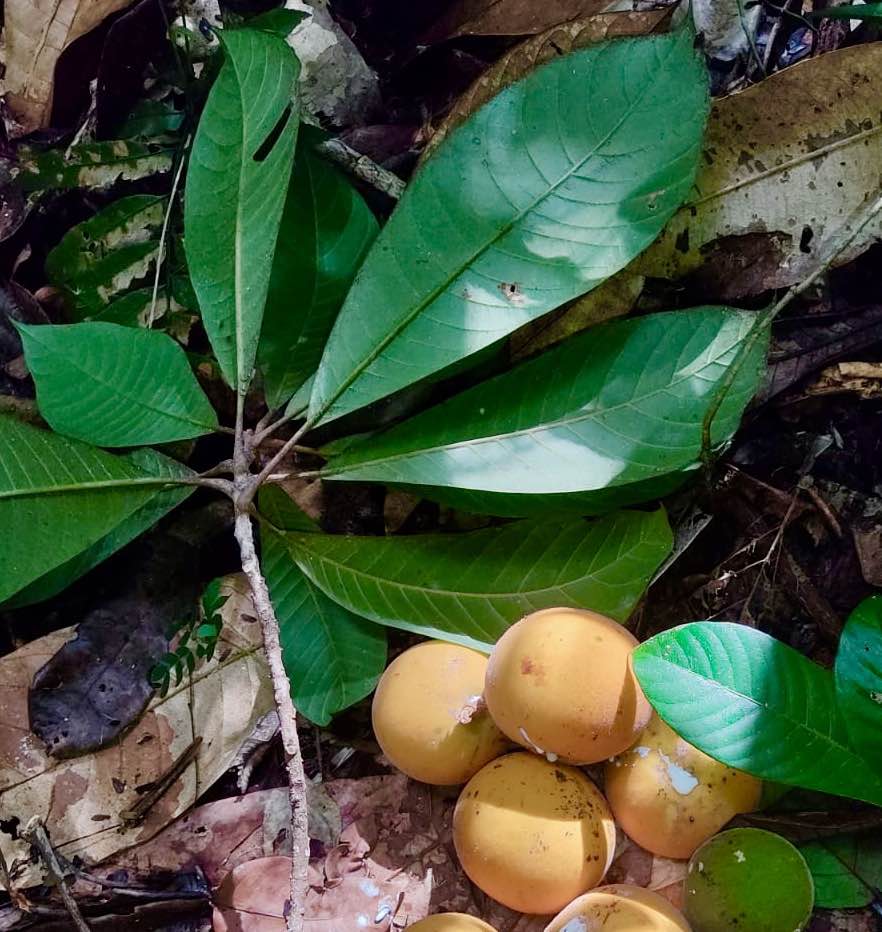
[
  {"x1": 807, "y1": 361, "x2": 882, "y2": 399},
  {"x1": 692, "y1": 0, "x2": 761, "y2": 61},
  {"x1": 285, "y1": 0, "x2": 381, "y2": 130},
  {"x1": 637, "y1": 43, "x2": 882, "y2": 298},
  {"x1": 422, "y1": 10, "x2": 671, "y2": 162},
  {"x1": 3, "y1": 0, "x2": 136, "y2": 134},
  {"x1": 0, "y1": 574, "x2": 273, "y2": 889}
]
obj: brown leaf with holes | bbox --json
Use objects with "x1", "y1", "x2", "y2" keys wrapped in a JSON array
[
  {"x1": 423, "y1": 10, "x2": 672, "y2": 162},
  {"x1": 0, "y1": 575, "x2": 274, "y2": 890},
  {"x1": 3, "y1": 0, "x2": 136, "y2": 134}
]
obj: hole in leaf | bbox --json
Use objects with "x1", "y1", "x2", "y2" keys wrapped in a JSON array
[
  {"x1": 799, "y1": 225, "x2": 814, "y2": 253},
  {"x1": 253, "y1": 105, "x2": 293, "y2": 162}
]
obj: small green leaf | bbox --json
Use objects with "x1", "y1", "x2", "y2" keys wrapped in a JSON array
[
  {"x1": 282, "y1": 508, "x2": 672, "y2": 651},
  {"x1": 633, "y1": 622, "x2": 882, "y2": 807},
  {"x1": 184, "y1": 27, "x2": 300, "y2": 394},
  {"x1": 323, "y1": 307, "x2": 767, "y2": 516},
  {"x1": 835, "y1": 595, "x2": 882, "y2": 766},
  {"x1": 800, "y1": 834, "x2": 882, "y2": 908},
  {"x1": 258, "y1": 146, "x2": 378, "y2": 409},
  {"x1": 262, "y1": 527, "x2": 386, "y2": 725},
  {"x1": 18, "y1": 322, "x2": 218, "y2": 446},
  {"x1": 117, "y1": 99, "x2": 185, "y2": 140},
  {"x1": 308, "y1": 28, "x2": 709, "y2": 425},
  {"x1": 14, "y1": 141, "x2": 173, "y2": 193},
  {"x1": 0, "y1": 416, "x2": 195, "y2": 604},
  {"x1": 2, "y1": 447, "x2": 194, "y2": 608},
  {"x1": 45, "y1": 196, "x2": 165, "y2": 319}
]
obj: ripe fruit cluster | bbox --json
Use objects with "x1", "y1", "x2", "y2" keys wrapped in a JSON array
[{"x1": 371, "y1": 608, "x2": 780, "y2": 931}]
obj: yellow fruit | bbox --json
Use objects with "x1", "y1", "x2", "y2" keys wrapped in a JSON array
[
  {"x1": 484, "y1": 607, "x2": 651, "y2": 764},
  {"x1": 371, "y1": 641, "x2": 509, "y2": 785},
  {"x1": 604, "y1": 715, "x2": 763, "y2": 859},
  {"x1": 544, "y1": 884, "x2": 692, "y2": 931},
  {"x1": 408, "y1": 915, "x2": 497, "y2": 931},
  {"x1": 453, "y1": 752, "x2": 616, "y2": 914}
]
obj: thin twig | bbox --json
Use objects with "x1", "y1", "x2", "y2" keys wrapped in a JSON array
[
  {"x1": 23, "y1": 820, "x2": 91, "y2": 932},
  {"x1": 251, "y1": 422, "x2": 312, "y2": 492},
  {"x1": 316, "y1": 138, "x2": 405, "y2": 200},
  {"x1": 231, "y1": 393, "x2": 308, "y2": 932},
  {"x1": 148, "y1": 136, "x2": 191, "y2": 329}
]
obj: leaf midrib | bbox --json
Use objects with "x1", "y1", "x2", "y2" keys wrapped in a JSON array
[
  {"x1": 313, "y1": 34, "x2": 684, "y2": 421},
  {"x1": 289, "y1": 527, "x2": 639, "y2": 602},
  {"x1": 324, "y1": 316, "x2": 746, "y2": 477}
]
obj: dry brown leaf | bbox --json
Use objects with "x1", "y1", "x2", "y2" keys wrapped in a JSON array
[
  {"x1": 807, "y1": 361, "x2": 882, "y2": 399},
  {"x1": 637, "y1": 43, "x2": 882, "y2": 297},
  {"x1": 423, "y1": 10, "x2": 672, "y2": 161},
  {"x1": 0, "y1": 574, "x2": 274, "y2": 889},
  {"x1": 213, "y1": 856, "x2": 290, "y2": 931},
  {"x1": 421, "y1": 0, "x2": 619, "y2": 43},
  {"x1": 3, "y1": 0, "x2": 136, "y2": 135},
  {"x1": 605, "y1": 836, "x2": 687, "y2": 909}
]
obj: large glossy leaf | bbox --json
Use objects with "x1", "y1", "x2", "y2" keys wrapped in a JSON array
[
  {"x1": 2, "y1": 448, "x2": 193, "y2": 609},
  {"x1": 633, "y1": 622, "x2": 882, "y2": 807},
  {"x1": 282, "y1": 507, "x2": 672, "y2": 651},
  {"x1": 800, "y1": 834, "x2": 882, "y2": 909},
  {"x1": 184, "y1": 28, "x2": 299, "y2": 393},
  {"x1": 322, "y1": 307, "x2": 767, "y2": 516},
  {"x1": 45, "y1": 196, "x2": 165, "y2": 319},
  {"x1": 18, "y1": 322, "x2": 218, "y2": 446},
  {"x1": 307, "y1": 28, "x2": 708, "y2": 425},
  {"x1": 0, "y1": 416, "x2": 196, "y2": 604},
  {"x1": 262, "y1": 528, "x2": 386, "y2": 725},
  {"x1": 835, "y1": 595, "x2": 882, "y2": 766},
  {"x1": 258, "y1": 146, "x2": 379, "y2": 409}
]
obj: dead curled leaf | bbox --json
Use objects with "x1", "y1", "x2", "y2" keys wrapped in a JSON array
[
  {"x1": 807, "y1": 361, "x2": 882, "y2": 399},
  {"x1": 637, "y1": 42, "x2": 882, "y2": 296},
  {"x1": 0, "y1": 575, "x2": 274, "y2": 889},
  {"x1": 3, "y1": 0, "x2": 136, "y2": 134}
]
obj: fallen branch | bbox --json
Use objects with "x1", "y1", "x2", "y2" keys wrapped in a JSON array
[{"x1": 23, "y1": 819, "x2": 91, "y2": 932}]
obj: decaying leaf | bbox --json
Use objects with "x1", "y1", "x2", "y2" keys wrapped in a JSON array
[
  {"x1": 2, "y1": 0, "x2": 136, "y2": 134},
  {"x1": 692, "y1": 0, "x2": 761, "y2": 61},
  {"x1": 638, "y1": 43, "x2": 882, "y2": 297},
  {"x1": 285, "y1": 0, "x2": 381, "y2": 129},
  {"x1": 13, "y1": 141, "x2": 173, "y2": 193},
  {"x1": 421, "y1": 0, "x2": 620, "y2": 43},
  {"x1": 807, "y1": 361, "x2": 882, "y2": 399},
  {"x1": 213, "y1": 856, "x2": 290, "y2": 931},
  {"x1": 0, "y1": 575, "x2": 273, "y2": 889},
  {"x1": 423, "y1": 9, "x2": 672, "y2": 161}
]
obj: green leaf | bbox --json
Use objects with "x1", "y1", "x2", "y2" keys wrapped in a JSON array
[
  {"x1": 809, "y1": 4, "x2": 882, "y2": 21},
  {"x1": 262, "y1": 527, "x2": 386, "y2": 725},
  {"x1": 18, "y1": 322, "x2": 218, "y2": 446},
  {"x1": 835, "y1": 595, "x2": 882, "y2": 766},
  {"x1": 0, "y1": 416, "x2": 195, "y2": 604},
  {"x1": 13, "y1": 141, "x2": 173, "y2": 193},
  {"x1": 308, "y1": 28, "x2": 708, "y2": 425},
  {"x1": 2, "y1": 447, "x2": 194, "y2": 608},
  {"x1": 45, "y1": 196, "x2": 165, "y2": 319},
  {"x1": 323, "y1": 307, "x2": 767, "y2": 516},
  {"x1": 800, "y1": 834, "x2": 882, "y2": 908},
  {"x1": 282, "y1": 508, "x2": 672, "y2": 651},
  {"x1": 632, "y1": 622, "x2": 882, "y2": 807},
  {"x1": 117, "y1": 99, "x2": 185, "y2": 140},
  {"x1": 184, "y1": 28, "x2": 300, "y2": 394},
  {"x1": 258, "y1": 146, "x2": 379, "y2": 409}
]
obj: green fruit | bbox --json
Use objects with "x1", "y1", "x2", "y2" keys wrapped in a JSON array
[{"x1": 685, "y1": 828, "x2": 814, "y2": 932}]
